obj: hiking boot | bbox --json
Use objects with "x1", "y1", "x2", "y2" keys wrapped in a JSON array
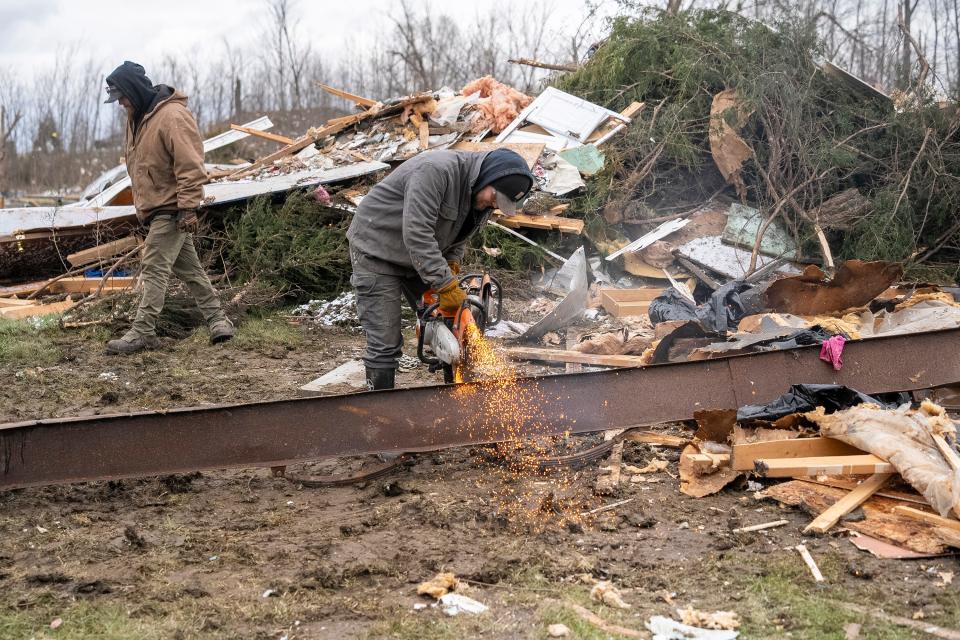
[
  {"x1": 209, "y1": 319, "x2": 235, "y2": 344},
  {"x1": 106, "y1": 332, "x2": 159, "y2": 355}
]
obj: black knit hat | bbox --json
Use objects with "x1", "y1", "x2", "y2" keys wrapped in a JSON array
[{"x1": 474, "y1": 148, "x2": 535, "y2": 213}]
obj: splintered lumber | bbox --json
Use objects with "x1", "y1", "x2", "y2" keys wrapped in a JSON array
[
  {"x1": 731, "y1": 436, "x2": 864, "y2": 471},
  {"x1": 229, "y1": 124, "x2": 294, "y2": 145},
  {"x1": 732, "y1": 519, "x2": 789, "y2": 533},
  {"x1": 624, "y1": 432, "x2": 689, "y2": 448},
  {"x1": 755, "y1": 454, "x2": 892, "y2": 477},
  {"x1": 504, "y1": 347, "x2": 645, "y2": 368},
  {"x1": 49, "y1": 277, "x2": 135, "y2": 294},
  {"x1": 67, "y1": 236, "x2": 141, "y2": 267},
  {"x1": 797, "y1": 477, "x2": 929, "y2": 506},
  {"x1": 496, "y1": 213, "x2": 584, "y2": 234},
  {"x1": 932, "y1": 435, "x2": 960, "y2": 472},
  {"x1": 0, "y1": 298, "x2": 35, "y2": 307},
  {"x1": 893, "y1": 506, "x2": 960, "y2": 533},
  {"x1": 803, "y1": 473, "x2": 893, "y2": 534},
  {"x1": 687, "y1": 452, "x2": 731, "y2": 473},
  {"x1": 0, "y1": 300, "x2": 74, "y2": 319},
  {"x1": 314, "y1": 82, "x2": 378, "y2": 108},
  {"x1": 766, "y1": 480, "x2": 947, "y2": 554},
  {"x1": 795, "y1": 544, "x2": 825, "y2": 582}
]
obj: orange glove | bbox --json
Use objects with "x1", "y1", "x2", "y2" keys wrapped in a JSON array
[
  {"x1": 447, "y1": 260, "x2": 461, "y2": 276},
  {"x1": 437, "y1": 280, "x2": 466, "y2": 313}
]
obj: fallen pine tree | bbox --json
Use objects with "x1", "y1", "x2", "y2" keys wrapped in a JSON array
[{"x1": 556, "y1": 8, "x2": 960, "y2": 281}]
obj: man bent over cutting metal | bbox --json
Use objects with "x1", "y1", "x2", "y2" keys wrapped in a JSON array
[{"x1": 346, "y1": 149, "x2": 534, "y2": 390}]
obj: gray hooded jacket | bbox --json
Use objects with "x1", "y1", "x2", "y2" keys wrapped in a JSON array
[{"x1": 347, "y1": 150, "x2": 495, "y2": 290}]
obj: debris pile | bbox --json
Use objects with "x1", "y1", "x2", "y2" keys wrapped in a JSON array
[{"x1": 292, "y1": 291, "x2": 360, "y2": 329}]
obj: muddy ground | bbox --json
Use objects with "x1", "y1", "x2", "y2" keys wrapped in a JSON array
[{"x1": 0, "y1": 307, "x2": 958, "y2": 639}]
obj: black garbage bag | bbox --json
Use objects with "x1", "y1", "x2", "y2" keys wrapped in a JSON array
[
  {"x1": 736, "y1": 384, "x2": 898, "y2": 422},
  {"x1": 648, "y1": 281, "x2": 757, "y2": 333}
]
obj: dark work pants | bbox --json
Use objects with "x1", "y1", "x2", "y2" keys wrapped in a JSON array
[{"x1": 350, "y1": 250, "x2": 429, "y2": 370}]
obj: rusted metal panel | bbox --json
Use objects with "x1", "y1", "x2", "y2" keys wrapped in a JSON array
[{"x1": 2, "y1": 328, "x2": 959, "y2": 490}]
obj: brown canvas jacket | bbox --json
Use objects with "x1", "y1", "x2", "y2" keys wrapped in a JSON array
[{"x1": 124, "y1": 90, "x2": 206, "y2": 223}]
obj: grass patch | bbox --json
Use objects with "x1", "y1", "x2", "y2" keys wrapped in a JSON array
[
  {"x1": 230, "y1": 315, "x2": 303, "y2": 352},
  {"x1": 0, "y1": 316, "x2": 62, "y2": 367},
  {"x1": 736, "y1": 556, "x2": 910, "y2": 639},
  {"x1": 0, "y1": 601, "x2": 165, "y2": 639}
]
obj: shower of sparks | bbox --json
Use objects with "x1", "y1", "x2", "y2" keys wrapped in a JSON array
[{"x1": 453, "y1": 322, "x2": 594, "y2": 531}]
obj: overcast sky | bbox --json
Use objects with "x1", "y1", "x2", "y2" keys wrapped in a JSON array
[{"x1": 0, "y1": 0, "x2": 610, "y2": 81}]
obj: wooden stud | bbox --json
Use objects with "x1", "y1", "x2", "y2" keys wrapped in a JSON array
[
  {"x1": 796, "y1": 544, "x2": 825, "y2": 582},
  {"x1": 893, "y1": 506, "x2": 960, "y2": 532},
  {"x1": 314, "y1": 82, "x2": 378, "y2": 108},
  {"x1": 686, "y1": 452, "x2": 731, "y2": 473},
  {"x1": 0, "y1": 300, "x2": 75, "y2": 319},
  {"x1": 932, "y1": 435, "x2": 960, "y2": 472},
  {"x1": 803, "y1": 473, "x2": 893, "y2": 534},
  {"x1": 67, "y1": 236, "x2": 141, "y2": 267},
  {"x1": 731, "y1": 437, "x2": 864, "y2": 471},
  {"x1": 753, "y1": 454, "x2": 893, "y2": 477},
  {"x1": 228, "y1": 124, "x2": 294, "y2": 145},
  {"x1": 732, "y1": 519, "x2": 789, "y2": 533}
]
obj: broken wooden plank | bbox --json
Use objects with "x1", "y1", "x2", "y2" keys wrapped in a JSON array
[
  {"x1": 687, "y1": 452, "x2": 731, "y2": 473},
  {"x1": 623, "y1": 432, "x2": 689, "y2": 448},
  {"x1": 600, "y1": 288, "x2": 665, "y2": 319},
  {"x1": 0, "y1": 298, "x2": 36, "y2": 307},
  {"x1": 504, "y1": 347, "x2": 645, "y2": 368},
  {"x1": 933, "y1": 435, "x2": 960, "y2": 472},
  {"x1": 732, "y1": 519, "x2": 789, "y2": 533},
  {"x1": 67, "y1": 236, "x2": 141, "y2": 267},
  {"x1": 764, "y1": 480, "x2": 947, "y2": 554},
  {"x1": 48, "y1": 277, "x2": 135, "y2": 295},
  {"x1": 229, "y1": 124, "x2": 294, "y2": 145},
  {"x1": 841, "y1": 604, "x2": 960, "y2": 640},
  {"x1": 797, "y1": 477, "x2": 929, "y2": 506},
  {"x1": 731, "y1": 437, "x2": 864, "y2": 471},
  {"x1": 754, "y1": 454, "x2": 893, "y2": 477},
  {"x1": 0, "y1": 300, "x2": 75, "y2": 319},
  {"x1": 796, "y1": 544, "x2": 825, "y2": 582},
  {"x1": 893, "y1": 506, "x2": 960, "y2": 532},
  {"x1": 496, "y1": 213, "x2": 584, "y2": 234},
  {"x1": 803, "y1": 472, "x2": 893, "y2": 534},
  {"x1": 314, "y1": 82, "x2": 378, "y2": 108}
]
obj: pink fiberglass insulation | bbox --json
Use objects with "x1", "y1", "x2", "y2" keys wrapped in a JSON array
[{"x1": 462, "y1": 76, "x2": 532, "y2": 133}]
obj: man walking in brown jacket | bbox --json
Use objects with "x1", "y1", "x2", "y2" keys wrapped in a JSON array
[{"x1": 103, "y1": 61, "x2": 234, "y2": 354}]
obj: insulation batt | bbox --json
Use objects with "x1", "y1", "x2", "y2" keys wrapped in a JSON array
[
  {"x1": 461, "y1": 76, "x2": 532, "y2": 133},
  {"x1": 806, "y1": 400, "x2": 960, "y2": 518}
]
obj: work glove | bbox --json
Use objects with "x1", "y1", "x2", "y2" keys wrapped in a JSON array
[
  {"x1": 447, "y1": 260, "x2": 461, "y2": 276},
  {"x1": 177, "y1": 208, "x2": 199, "y2": 233},
  {"x1": 436, "y1": 279, "x2": 466, "y2": 314}
]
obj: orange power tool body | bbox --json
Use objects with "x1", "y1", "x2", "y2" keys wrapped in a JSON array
[{"x1": 416, "y1": 272, "x2": 502, "y2": 383}]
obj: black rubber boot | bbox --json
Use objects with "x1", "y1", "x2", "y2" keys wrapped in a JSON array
[{"x1": 365, "y1": 367, "x2": 396, "y2": 391}]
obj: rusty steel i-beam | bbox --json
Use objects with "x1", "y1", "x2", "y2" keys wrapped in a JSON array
[{"x1": 2, "y1": 328, "x2": 960, "y2": 490}]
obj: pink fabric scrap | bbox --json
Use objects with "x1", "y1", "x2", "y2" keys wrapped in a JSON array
[
  {"x1": 312, "y1": 185, "x2": 331, "y2": 206},
  {"x1": 819, "y1": 335, "x2": 846, "y2": 370}
]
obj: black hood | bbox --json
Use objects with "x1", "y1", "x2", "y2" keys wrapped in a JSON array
[
  {"x1": 473, "y1": 148, "x2": 535, "y2": 197},
  {"x1": 106, "y1": 61, "x2": 161, "y2": 120}
]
